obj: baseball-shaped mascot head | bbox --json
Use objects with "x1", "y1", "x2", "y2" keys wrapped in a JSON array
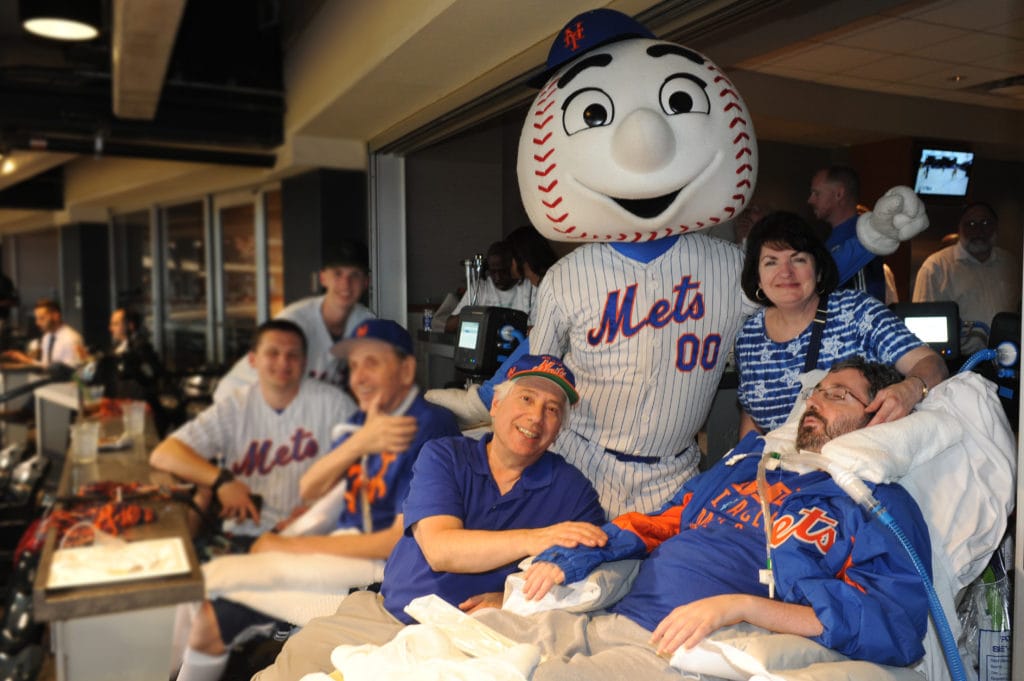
[{"x1": 518, "y1": 9, "x2": 757, "y2": 243}]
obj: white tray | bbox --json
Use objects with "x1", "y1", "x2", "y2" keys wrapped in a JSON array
[{"x1": 46, "y1": 536, "x2": 191, "y2": 590}]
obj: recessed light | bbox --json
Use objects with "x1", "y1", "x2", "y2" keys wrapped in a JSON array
[{"x1": 948, "y1": 75, "x2": 965, "y2": 83}]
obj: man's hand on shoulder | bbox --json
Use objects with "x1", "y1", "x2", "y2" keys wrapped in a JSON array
[{"x1": 528, "y1": 521, "x2": 607, "y2": 556}]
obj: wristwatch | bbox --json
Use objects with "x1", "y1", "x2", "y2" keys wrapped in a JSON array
[{"x1": 211, "y1": 468, "x2": 235, "y2": 493}]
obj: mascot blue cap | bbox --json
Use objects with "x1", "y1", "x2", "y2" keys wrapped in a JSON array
[{"x1": 531, "y1": 8, "x2": 655, "y2": 87}]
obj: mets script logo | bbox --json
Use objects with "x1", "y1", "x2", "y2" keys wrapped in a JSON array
[
  {"x1": 563, "y1": 22, "x2": 584, "y2": 51},
  {"x1": 233, "y1": 428, "x2": 319, "y2": 476},
  {"x1": 697, "y1": 479, "x2": 838, "y2": 555},
  {"x1": 507, "y1": 356, "x2": 570, "y2": 382},
  {"x1": 587, "y1": 276, "x2": 721, "y2": 373}
]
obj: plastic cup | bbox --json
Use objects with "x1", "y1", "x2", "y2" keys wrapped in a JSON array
[
  {"x1": 70, "y1": 421, "x2": 100, "y2": 464},
  {"x1": 123, "y1": 401, "x2": 146, "y2": 439}
]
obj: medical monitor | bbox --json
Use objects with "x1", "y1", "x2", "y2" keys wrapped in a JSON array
[
  {"x1": 889, "y1": 301, "x2": 960, "y2": 361},
  {"x1": 453, "y1": 306, "x2": 528, "y2": 376},
  {"x1": 912, "y1": 146, "x2": 973, "y2": 198}
]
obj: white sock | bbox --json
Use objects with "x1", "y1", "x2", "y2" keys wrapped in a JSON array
[{"x1": 176, "y1": 647, "x2": 229, "y2": 681}]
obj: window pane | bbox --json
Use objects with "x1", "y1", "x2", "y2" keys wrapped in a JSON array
[
  {"x1": 221, "y1": 202, "x2": 257, "y2": 362},
  {"x1": 111, "y1": 210, "x2": 153, "y2": 333},
  {"x1": 162, "y1": 201, "x2": 207, "y2": 372},
  {"x1": 266, "y1": 189, "x2": 284, "y2": 317}
]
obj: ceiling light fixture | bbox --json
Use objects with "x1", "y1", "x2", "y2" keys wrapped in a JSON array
[{"x1": 20, "y1": 0, "x2": 101, "y2": 41}]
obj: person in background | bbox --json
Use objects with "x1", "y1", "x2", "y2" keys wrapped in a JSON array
[
  {"x1": 2, "y1": 298, "x2": 86, "y2": 369},
  {"x1": 104, "y1": 306, "x2": 168, "y2": 434},
  {"x1": 732, "y1": 202, "x2": 771, "y2": 251},
  {"x1": 213, "y1": 240, "x2": 374, "y2": 401},
  {"x1": 734, "y1": 211, "x2": 947, "y2": 437},
  {"x1": 505, "y1": 225, "x2": 560, "y2": 293},
  {"x1": 808, "y1": 166, "x2": 886, "y2": 302},
  {"x1": 253, "y1": 354, "x2": 606, "y2": 680},
  {"x1": 913, "y1": 202, "x2": 1021, "y2": 354},
  {"x1": 427, "y1": 227, "x2": 559, "y2": 426},
  {"x1": 443, "y1": 240, "x2": 535, "y2": 333}
]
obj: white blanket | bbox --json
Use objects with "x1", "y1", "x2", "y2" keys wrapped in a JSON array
[{"x1": 202, "y1": 540, "x2": 385, "y2": 626}]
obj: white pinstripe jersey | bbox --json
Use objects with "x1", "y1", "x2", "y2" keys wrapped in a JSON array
[
  {"x1": 531, "y1": 234, "x2": 755, "y2": 460},
  {"x1": 174, "y1": 378, "x2": 357, "y2": 535}
]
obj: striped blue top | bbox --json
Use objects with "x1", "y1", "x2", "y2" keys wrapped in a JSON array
[{"x1": 735, "y1": 289, "x2": 922, "y2": 431}]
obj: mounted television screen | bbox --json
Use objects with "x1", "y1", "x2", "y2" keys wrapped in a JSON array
[{"x1": 913, "y1": 148, "x2": 973, "y2": 197}]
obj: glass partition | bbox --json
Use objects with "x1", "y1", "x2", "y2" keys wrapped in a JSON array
[{"x1": 161, "y1": 201, "x2": 208, "y2": 372}]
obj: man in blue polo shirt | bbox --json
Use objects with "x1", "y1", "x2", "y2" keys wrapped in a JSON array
[{"x1": 255, "y1": 354, "x2": 606, "y2": 681}]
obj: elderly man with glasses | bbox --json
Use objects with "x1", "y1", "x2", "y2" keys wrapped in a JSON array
[{"x1": 913, "y1": 202, "x2": 1021, "y2": 353}]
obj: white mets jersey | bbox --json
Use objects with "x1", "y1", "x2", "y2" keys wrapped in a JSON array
[{"x1": 174, "y1": 378, "x2": 357, "y2": 535}]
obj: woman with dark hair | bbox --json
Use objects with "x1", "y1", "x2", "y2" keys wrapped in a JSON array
[
  {"x1": 505, "y1": 225, "x2": 559, "y2": 287},
  {"x1": 734, "y1": 211, "x2": 947, "y2": 437}
]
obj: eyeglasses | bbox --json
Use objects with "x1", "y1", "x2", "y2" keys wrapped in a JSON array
[
  {"x1": 799, "y1": 385, "x2": 868, "y2": 407},
  {"x1": 966, "y1": 218, "x2": 995, "y2": 229}
]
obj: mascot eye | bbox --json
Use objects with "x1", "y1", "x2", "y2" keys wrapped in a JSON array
[
  {"x1": 562, "y1": 88, "x2": 615, "y2": 135},
  {"x1": 659, "y1": 75, "x2": 710, "y2": 116}
]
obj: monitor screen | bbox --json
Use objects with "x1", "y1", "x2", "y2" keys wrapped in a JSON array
[
  {"x1": 457, "y1": 320, "x2": 480, "y2": 350},
  {"x1": 889, "y1": 302, "x2": 959, "y2": 360},
  {"x1": 913, "y1": 148, "x2": 973, "y2": 197},
  {"x1": 904, "y1": 315, "x2": 949, "y2": 344}
]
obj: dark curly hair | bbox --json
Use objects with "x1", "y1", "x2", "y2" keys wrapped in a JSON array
[{"x1": 740, "y1": 211, "x2": 839, "y2": 306}]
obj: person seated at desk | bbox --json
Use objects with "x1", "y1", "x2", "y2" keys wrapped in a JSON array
[
  {"x1": 150, "y1": 319, "x2": 357, "y2": 539},
  {"x1": 483, "y1": 357, "x2": 930, "y2": 679},
  {"x1": 213, "y1": 239, "x2": 375, "y2": 402},
  {"x1": 100, "y1": 306, "x2": 169, "y2": 434},
  {"x1": 253, "y1": 354, "x2": 606, "y2": 680},
  {"x1": 443, "y1": 240, "x2": 535, "y2": 333},
  {"x1": 175, "y1": 320, "x2": 460, "y2": 681},
  {"x1": 2, "y1": 298, "x2": 86, "y2": 370}
]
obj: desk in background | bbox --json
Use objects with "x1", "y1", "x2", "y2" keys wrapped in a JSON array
[{"x1": 32, "y1": 417, "x2": 203, "y2": 681}]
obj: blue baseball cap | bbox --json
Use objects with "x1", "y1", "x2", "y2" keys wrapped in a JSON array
[
  {"x1": 505, "y1": 354, "x2": 579, "y2": 405},
  {"x1": 529, "y1": 9, "x2": 655, "y2": 87},
  {"x1": 331, "y1": 319, "x2": 413, "y2": 358}
]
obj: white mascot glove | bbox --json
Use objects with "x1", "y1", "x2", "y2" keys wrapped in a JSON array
[{"x1": 855, "y1": 186, "x2": 928, "y2": 256}]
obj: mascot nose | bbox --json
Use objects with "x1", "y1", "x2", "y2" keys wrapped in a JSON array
[{"x1": 611, "y1": 108, "x2": 675, "y2": 172}]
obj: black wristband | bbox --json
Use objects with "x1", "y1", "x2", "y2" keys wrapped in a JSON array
[{"x1": 211, "y1": 468, "x2": 234, "y2": 493}]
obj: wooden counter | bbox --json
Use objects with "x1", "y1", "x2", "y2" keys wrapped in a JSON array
[{"x1": 31, "y1": 415, "x2": 203, "y2": 681}]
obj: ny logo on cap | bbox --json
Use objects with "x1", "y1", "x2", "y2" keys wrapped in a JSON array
[
  {"x1": 563, "y1": 21, "x2": 585, "y2": 52},
  {"x1": 356, "y1": 324, "x2": 370, "y2": 337}
]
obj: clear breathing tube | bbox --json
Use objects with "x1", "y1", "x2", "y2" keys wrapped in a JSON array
[{"x1": 760, "y1": 450, "x2": 966, "y2": 681}]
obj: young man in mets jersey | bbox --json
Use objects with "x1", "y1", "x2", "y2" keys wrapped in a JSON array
[{"x1": 150, "y1": 319, "x2": 356, "y2": 538}]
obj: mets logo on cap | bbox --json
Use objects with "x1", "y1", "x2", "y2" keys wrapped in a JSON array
[
  {"x1": 505, "y1": 354, "x2": 579, "y2": 404},
  {"x1": 355, "y1": 323, "x2": 370, "y2": 338}
]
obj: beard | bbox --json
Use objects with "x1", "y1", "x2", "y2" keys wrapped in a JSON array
[
  {"x1": 963, "y1": 236, "x2": 994, "y2": 259},
  {"x1": 796, "y1": 407, "x2": 868, "y2": 452}
]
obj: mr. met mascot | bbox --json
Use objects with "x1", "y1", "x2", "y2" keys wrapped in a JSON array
[{"x1": 432, "y1": 9, "x2": 926, "y2": 516}]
